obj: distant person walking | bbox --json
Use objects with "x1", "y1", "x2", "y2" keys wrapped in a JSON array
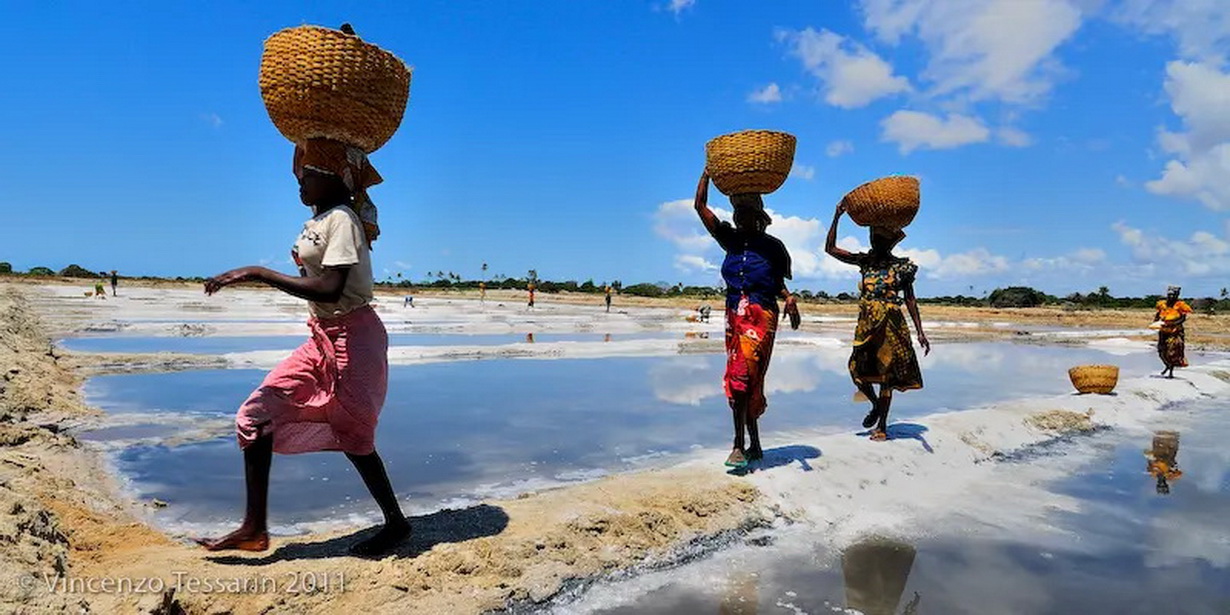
[
  {"x1": 826, "y1": 201, "x2": 929, "y2": 442},
  {"x1": 527, "y1": 282, "x2": 536, "y2": 309},
  {"x1": 698, "y1": 303, "x2": 712, "y2": 323},
  {"x1": 1154, "y1": 285, "x2": 1192, "y2": 378},
  {"x1": 694, "y1": 170, "x2": 800, "y2": 469},
  {"x1": 479, "y1": 281, "x2": 486, "y2": 304},
  {"x1": 110, "y1": 270, "x2": 118, "y2": 296},
  {"x1": 604, "y1": 285, "x2": 613, "y2": 313},
  {"x1": 196, "y1": 138, "x2": 407, "y2": 557}
]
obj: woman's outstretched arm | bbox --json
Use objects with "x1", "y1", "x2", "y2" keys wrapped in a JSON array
[
  {"x1": 904, "y1": 282, "x2": 930, "y2": 356},
  {"x1": 205, "y1": 266, "x2": 350, "y2": 304},
  {"x1": 694, "y1": 170, "x2": 722, "y2": 238}
]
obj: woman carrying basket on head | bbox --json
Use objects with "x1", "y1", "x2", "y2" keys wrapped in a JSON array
[
  {"x1": 1154, "y1": 285, "x2": 1192, "y2": 379},
  {"x1": 196, "y1": 138, "x2": 408, "y2": 557},
  {"x1": 694, "y1": 170, "x2": 801, "y2": 468},
  {"x1": 826, "y1": 200, "x2": 929, "y2": 442}
]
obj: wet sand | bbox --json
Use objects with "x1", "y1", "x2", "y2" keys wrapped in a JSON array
[{"x1": 4, "y1": 279, "x2": 1229, "y2": 613}]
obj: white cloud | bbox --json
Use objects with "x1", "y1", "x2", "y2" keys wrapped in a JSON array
[
  {"x1": 747, "y1": 82, "x2": 783, "y2": 104},
  {"x1": 1113, "y1": 221, "x2": 1230, "y2": 278},
  {"x1": 1113, "y1": 0, "x2": 1230, "y2": 62},
  {"x1": 393, "y1": 261, "x2": 413, "y2": 270},
  {"x1": 201, "y1": 113, "x2": 224, "y2": 128},
  {"x1": 881, "y1": 110, "x2": 990, "y2": 153},
  {"x1": 860, "y1": 0, "x2": 1084, "y2": 104},
  {"x1": 1021, "y1": 248, "x2": 1106, "y2": 272},
  {"x1": 826, "y1": 140, "x2": 855, "y2": 157},
  {"x1": 1145, "y1": 61, "x2": 1230, "y2": 210},
  {"x1": 777, "y1": 27, "x2": 911, "y2": 108},
  {"x1": 1115, "y1": 174, "x2": 1132, "y2": 187},
  {"x1": 673, "y1": 254, "x2": 719, "y2": 273},
  {"x1": 654, "y1": 198, "x2": 1016, "y2": 284},
  {"x1": 666, "y1": 0, "x2": 695, "y2": 15},
  {"x1": 996, "y1": 126, "x2": 1033, "y2": 147},
  {"x1": 790, "y1": 163, "x2": 816, "y2": 180}
]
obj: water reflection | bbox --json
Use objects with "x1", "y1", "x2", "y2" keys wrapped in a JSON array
[
  {"x1": 842, "y1": 536, "x2": 920, "y2": 615},
  {"x1": 1146, "y1": 430, "x2": 1182, "y2": 495},
  {"x1": 717, "y1": 571, "x2": 758, "y2": 615}
]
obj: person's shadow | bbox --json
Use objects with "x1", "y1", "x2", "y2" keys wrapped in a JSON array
[
  {"x1": 857, "y1": 423, "x2": 934, "y2": 453},
  {"x1": 728, "y1": 444, "x2": 822, "y2": 476},
  {"x1": 204, "y1": 503, "x2": 509, "y2": 565}
]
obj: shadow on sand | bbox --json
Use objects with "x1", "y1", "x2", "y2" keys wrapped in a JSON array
[
  {"x1": 206, "y1": 503, "x2": 509, "y2": 565},
  {"x1": 858, "y1": 422, "x2": 934, "y2": 453},
  {"x1": 728, "y1": 444, "x2": 822, "y2": 476}
]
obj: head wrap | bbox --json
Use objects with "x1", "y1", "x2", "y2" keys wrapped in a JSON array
[
  {"x1": 293, "y1": 138, "x2": 382, "y2": 246},
  {"x1": 1167, "y1": 285, "x2": 1181, "y2": 295},
  {"x1": 871, "y1": 226, "x2": 907, "y2": 248},
  {"x1": 730, "y1": 194, "x2": 772, "y2": 227}
]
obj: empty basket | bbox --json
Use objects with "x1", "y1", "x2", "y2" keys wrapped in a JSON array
[
  {"x1": 259, "y1": 25, "x2": 412, "y2": 153},
  {"x1": 1068, "y1": 365, "x2": 1119, "y2": 394},
  {"x1": 705, "y1": 130, "x2": 796, "y2": 196},
  {"x1": 841, "y1": 176, "x2": 920, "y2": 229}
]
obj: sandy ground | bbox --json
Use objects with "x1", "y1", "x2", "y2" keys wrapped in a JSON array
[{"x1": 4, "y1": 279, "x2": 1229, "y2": 614}]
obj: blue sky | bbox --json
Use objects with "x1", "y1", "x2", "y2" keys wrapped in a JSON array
[{"x1": 2, "y1": 0, "x2": 1228, "y2": 297}]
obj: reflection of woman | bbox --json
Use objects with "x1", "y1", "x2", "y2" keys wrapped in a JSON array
[
  {"x1": 197, "y1": 139, "x2": 408, "y2": 556},
  {"x1": 1154, "y1": 286, "x2": 1192, "y2": 378},
  {"x1": 842, "y1": 536, "x2": 920, "y2": 615},
  {"x1": 1147, "y1": 430, "x2": 1182, "y2": 495},
  {"x1": 826, "y1": 203, "x2": 929, "y2": 441},
  {"x1": 694, "y1": 170, "x2": 800, "y2": 468}
]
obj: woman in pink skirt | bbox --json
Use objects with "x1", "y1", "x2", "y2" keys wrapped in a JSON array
[{"x1": 196, "y1": 138, "x2": 408, "y2": 556}]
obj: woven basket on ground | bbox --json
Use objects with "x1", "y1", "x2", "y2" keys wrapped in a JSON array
[
  {"x1": 1068, "y1": 364, "x2": 1119, "y2": 395},
  {"x1": 841, "y1": 176, "x2": 920, "y2": 229},
  {"x1": 259, "y1": 25, "x2": 411, "y2": 153},
  {"x1": 705, "y1": 130, "x2": 796, "y2": 196}
]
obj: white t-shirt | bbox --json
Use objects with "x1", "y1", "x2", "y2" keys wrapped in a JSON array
[{"x1": 292, "y1": 206, "x2": 374, "y2": 319}]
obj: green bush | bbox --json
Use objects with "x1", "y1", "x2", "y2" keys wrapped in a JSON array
[
  {"x1": 27, "y1": 266, "x2": 55, "y2": 276},
  {"x1": 59, "y1": 264, "x2": 98, "y2": 278},
  {"x1": 0, "y1": 262, "x2": 11, "y2": 274}
]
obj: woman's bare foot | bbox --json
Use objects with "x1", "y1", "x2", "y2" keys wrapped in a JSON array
[
  {"x1": 349, "y1": 519, "x2": 411, "y2": 558},
  {"x1": 195, "y1": 527, "x2": 269, "y2": 552},
  {"x1": 869, "y1": 429, "x2": 888, "y2": 442}
]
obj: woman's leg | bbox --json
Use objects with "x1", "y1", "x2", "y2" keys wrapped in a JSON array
[
  {"x1": 346, "y1": 449, "x2": 411, "y2": 556},
  {"x1": 858, "y1": 382, "x2": 880, "y2": 428},
  {"x1": 874, "y1": 388, "x2": 894, "y2": 438},
  {"x1": 746, "y1": 413, "x2": 762, "y2": 460},
  {"x1": 197, "y1": 432, "x2": 273, "y2": 551},
  {"x1": 726, "y1": 399, "x2": 748, "y2": 466}
]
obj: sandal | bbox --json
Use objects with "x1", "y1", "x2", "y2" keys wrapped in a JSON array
[{"x1": 724, "y1": 448, "x2": 748, "y2": 468}]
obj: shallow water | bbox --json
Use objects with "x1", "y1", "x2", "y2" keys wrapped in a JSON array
[
  {"x1": 78, "y1": 342, "x2": 1180, "y2": 535},
  {"x1": 550, "y1": 399, "x2": 1230, "y2": 614},
  {"x1": 60, "y1": 331, "x2": 693, "y2": 354}
]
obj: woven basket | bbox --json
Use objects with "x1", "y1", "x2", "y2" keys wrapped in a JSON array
[
  {"x1": 1068, "y1": 365, "x2": 1119, "y2": 394},
  {"x1": 841, "y1": 176, "x2": 920, "y2": 229},
  {"x1": 705, "y1": 130, "x2": 796, "y2": 196},
  {"x1": 259, "y1": 26, "x2": 412, "y2": 153}
]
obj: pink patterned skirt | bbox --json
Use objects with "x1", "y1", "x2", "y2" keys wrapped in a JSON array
[{"x1": 235, "y1": 305, "x2": 388, "y2": 455}]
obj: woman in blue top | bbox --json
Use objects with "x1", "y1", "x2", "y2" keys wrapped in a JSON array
[{"x1": 694, "y1": 170, "x2": 801, "y2": 468}]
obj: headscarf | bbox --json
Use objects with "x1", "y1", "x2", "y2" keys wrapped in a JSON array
[
  {"x1": 871, "y1": 226, "x2": 907, "y2": 248},
  {"x1": 730, "y1": 193, "x2": 772, "y2": 228},
  {"x1": 293, "y1": 138, "x2": 382, "y2": 247},
  {"x1": 1167, "y1": 285, "x2": 1181, "y2": 295}
]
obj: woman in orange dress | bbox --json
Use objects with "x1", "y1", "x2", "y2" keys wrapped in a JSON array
[{"x1": 1154, "y1": 285, "x2": 1192, "y2": 378}]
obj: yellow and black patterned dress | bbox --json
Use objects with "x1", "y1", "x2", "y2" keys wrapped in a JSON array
[{"x1": 849, "y1": 256, "x2": 923, "y2": 392}]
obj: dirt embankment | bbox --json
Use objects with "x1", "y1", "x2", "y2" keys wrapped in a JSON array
[{"x1": 0, "y1": 284, "x2": 768, "y2": 614}]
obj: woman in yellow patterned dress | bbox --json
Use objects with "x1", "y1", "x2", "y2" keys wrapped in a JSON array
[
  {"x1": 1154, "y1": 285, "x2": 1192, "y2": 378},
  {"x1": 825, "y1": 202, "x2": 929, "y2": 441}
]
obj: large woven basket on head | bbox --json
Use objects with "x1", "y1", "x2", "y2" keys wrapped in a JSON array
[
  {"x1": 1068, "y1": 365, "x2": 1119, "y2": 395},
  {"x1": 842, "y1": 176, "x2": 920, "y2": 229},
  {"x1": 259, "y1": 25, "x2": 411, "y2": 153},
  {"x1": 705, "y1": 130, "x2": 797, "y2": 196}
]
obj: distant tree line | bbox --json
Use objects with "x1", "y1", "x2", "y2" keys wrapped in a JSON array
[{"x1": 4, "y1": 263, "x2": 1228, "y2": 312}]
